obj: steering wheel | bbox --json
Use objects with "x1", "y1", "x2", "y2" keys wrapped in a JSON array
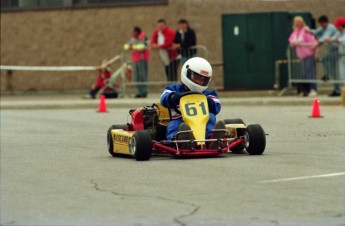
[{"x1": 173, "y1": 91, "x2": 202, "y2": 115}]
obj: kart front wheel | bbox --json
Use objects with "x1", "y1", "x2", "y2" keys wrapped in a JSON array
[
  {"x1": 107, "y1": 124, "x2": 127, "y2": 157},
  {"x1": 131, "y1": 130, "x2": 152, "y2": 161},
  {"x1": 245, "y1": 124, "x2": 266, "y2": 155}
]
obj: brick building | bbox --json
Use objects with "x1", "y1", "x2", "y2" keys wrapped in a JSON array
[{"x1": 1, "y1": 0, "x2": 344, "y2": 92}]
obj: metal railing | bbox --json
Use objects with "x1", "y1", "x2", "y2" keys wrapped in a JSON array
[
  {"x1": 277, "y1": 44, "x2": 345, "y2": 96},
  {"x1": 118, "y1": 45, "x2": 209, "y2": 89},
  {"x1": 0, "y1": 45, "x2": 209, "y2": 95},
  {"x1": 96, "y1": 45, "x2": 210, "y2": 97}
]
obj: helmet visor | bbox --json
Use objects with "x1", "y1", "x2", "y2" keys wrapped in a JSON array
[{"x1": 187, "y1": 69, "x2": 210, "y2": 87}]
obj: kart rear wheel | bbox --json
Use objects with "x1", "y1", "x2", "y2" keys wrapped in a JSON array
[
  {"x1": 224, "y1": 119, "x2": 246, "y2": 153},
  {"x1": 131, "y1": 130, "x2": 152, "y2": 161},
  {"x1": 245, "y1": 124, "x2": 266, "y2": 155}
]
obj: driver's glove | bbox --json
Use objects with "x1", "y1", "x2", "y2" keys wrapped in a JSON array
[
  {"x1": 207, "y1": 96, "x2": 217, "y2": 114},
  {"x1": 169, "y1": 92, "x2": 183, "y2": 107}
]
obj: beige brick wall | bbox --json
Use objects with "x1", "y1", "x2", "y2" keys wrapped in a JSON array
[{"x1": 1, "y1": 0, "x2": 344, "y2": 92}]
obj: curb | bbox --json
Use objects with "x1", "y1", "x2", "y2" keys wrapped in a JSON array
[{"x1": 0, "y1": 97, "x2": 342, "y2": 110}]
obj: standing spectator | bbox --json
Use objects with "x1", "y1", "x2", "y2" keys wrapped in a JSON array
[
  {"x1": 172, "y1": 19, "x2": 197, "y2": 65},
  {"x1": 326, "y1": 17, "x2": 345, "y2": 95},
  {"x1": 289, "y1": 16, "x2": 318, "y2": 97},
  {"x1": 312, "y1": 15, "x2": 340, "y2": 96},
  {"x1": 124, "y1": 26, "x2": 150, "y2": 98},
  {"x1": 151, "y1": 19, "x2": 179, "y2": 82}
]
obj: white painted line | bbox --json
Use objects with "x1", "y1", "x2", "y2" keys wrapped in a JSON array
[{"x1": 259, "y1": 172, "x2": 345, "y2": 183}]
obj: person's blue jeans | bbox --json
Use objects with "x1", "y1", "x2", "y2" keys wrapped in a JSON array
[
  {"x1": 134, "y1": 60, "x2": 148, "y2": 96},
  {"x1": 321, "y1": 47, "x2": 340, "y2": 92},
  {"x1": 301, "y1": 54, "x2": 317, "y2": 91},
  {"x1": 340, "y1": 55, "x2": 345, "y2": 83},
  {"x1": 166, "y1": 113, "x2": 216, "y2": 140}
]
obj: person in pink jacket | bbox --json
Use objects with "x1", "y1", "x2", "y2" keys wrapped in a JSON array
[{"x1": 289, "y1": 16, "x2": 318, "y2": 97}]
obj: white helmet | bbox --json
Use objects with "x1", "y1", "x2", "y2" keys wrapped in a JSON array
[{"x1": 181, "y1": 57, "x2": 212, "y2": 93}]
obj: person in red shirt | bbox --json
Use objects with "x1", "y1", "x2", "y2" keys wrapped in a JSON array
[
  {"x1": 151, "y1": 19, "x2": 179, "y2": 82},
  {"x1": 88, "y1": 60, "x2": 112, "y2": 99},
  {"x1": 125, "y1": 26, "x2": 150, "y2": 98}
]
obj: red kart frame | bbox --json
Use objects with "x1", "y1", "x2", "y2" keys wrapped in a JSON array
[{"x1": 152, "y1": 137, "x2": 245, "y2": 157}]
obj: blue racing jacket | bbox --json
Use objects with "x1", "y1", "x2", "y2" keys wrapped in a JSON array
[{"x1": 160, "y1": 84, "x2": 221, "y2": 119}]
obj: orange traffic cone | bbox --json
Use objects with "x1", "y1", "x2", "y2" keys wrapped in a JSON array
[
  {"x1": 97, "y1": 95, "x2": 108, "y2": 113},
  {"x1": 309, "y1": 98, "x2": 323, "y2": 118}
]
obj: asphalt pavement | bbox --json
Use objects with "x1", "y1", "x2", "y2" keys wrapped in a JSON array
[
  {"x1": 0, "y1": 92, "x2": 343, "y2": 110},
  {"x1": 1, "y1": 97, "x2": 345, "y2": 226}
]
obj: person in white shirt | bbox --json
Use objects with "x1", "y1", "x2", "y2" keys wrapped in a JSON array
[{"x1": 312, "y1": 15, "x2": 339, "y2": 96}]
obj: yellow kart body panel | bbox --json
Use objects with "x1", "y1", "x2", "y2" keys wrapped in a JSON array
[
  {"x1": 225, "y1": 124, "x2": 246, "y2": 137},
  {"x1": 180, "y1": 94, "x2": 209, "y2": 145},
  {"x1": 110, "y1": 129, "x2": 134, "y2": 155},
  {"x1": 154, "y1": 103, "x2": 171, "y2": 126}
]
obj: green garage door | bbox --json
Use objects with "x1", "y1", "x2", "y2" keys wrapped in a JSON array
[{"x1": 222, "y1": 12, "x2": 314, "y2": 90}]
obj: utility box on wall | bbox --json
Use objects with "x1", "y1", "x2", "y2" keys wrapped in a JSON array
[{"x1": 222, "y1": 12, "x2": 314, "y2": 90}]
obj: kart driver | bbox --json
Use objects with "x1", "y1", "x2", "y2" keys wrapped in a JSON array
[{"x1": 160, "y1": 57, "x2": 226, "y2": 148}]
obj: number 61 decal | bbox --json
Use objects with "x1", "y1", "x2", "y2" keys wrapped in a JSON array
[{"x1": 184, "y1": 102, "x2": 207, "y2": 116}]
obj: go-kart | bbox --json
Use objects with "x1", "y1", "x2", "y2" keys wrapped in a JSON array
[{"x1": 107, "y1": 92, "x2": 266, "y2": 161}]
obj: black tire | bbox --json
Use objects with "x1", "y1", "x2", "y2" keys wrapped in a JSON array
[
  {"x1": 230, "y1": 144, "x2": 245, "y2": 154},
  {"x1": 107, "y1": 124, "x2": 127, "y2": 157},
  {"x1": 223, "y1": 118, "x2": 246, "y2": 125},
  {"x1": 224, "y1": 119, "x2": 246, "y2": 153},
  {"x1": 245, "y1": 124, "x2": 266, "y2": 155},
  {"x1": 131, "y1": 130, "x2": 152, "y2": 161},
  {"x1": 110, "y1": 124, "x2": 127, "y2": 130}
]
